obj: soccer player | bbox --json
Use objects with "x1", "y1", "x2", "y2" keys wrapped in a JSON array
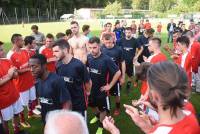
[
  {"x1": 130, "y1": 20, "x2": 137, "y2": 38},
  {"x1": 100, "y1": 22, "x2": 116, "y2": 43},
  {"x1": 7, "y1": 34, "x2": 36, "y2": 128},
  {"x1": 68, "y1": 21, "x2": 88, "y2": 64},
  {"x1": 39, "y1": 33, "x2": 57, "y2": 72},
  {"x1": 65, "y1": 29, "x2": 73, "y2": 41},
  {"x1": 29, "y1": 54, "x2": 71, "y2": 124},
  {"x1": 0, "y1": 41, "x2": 23, "y2": 134},
  {"x1": 118, "y1": 27, "x2": 143, "y2": 92},
  {"x1": 113, "y1": 21, "x2": 124, "y2": 44},
  {"x1": 82, "y1": 24, "x2": 92, "y2": 39},
  {"x1": 87, "y1": 37, "x2": 121, "y2": 134},
  {"x1": 144, "y1": 19, "x2": 151, "y2": 30},
  {"x1": 185, "y1": 31, "x2": 200, "y2": 92},
  {"x1": 101, "y1": 33, "x2": 125, "y2": 116},
  {"x1": 23, "y1": 36, "x2": 39, "y2": 117},
  {"x1": 52, "y1": 39, "x2": 92, "y2": 118},
  {"x1": 143, "y1": 37, "x2": 167, "y2": 63},
  {"x1": 137, "y1": 29, "x2": 154, "y2": 63},
  {"x1": 175, "y1": 36, "x2": 192, "y2": 87},
  {"x1": 138, "y1": 19, "x2": 145, "y2": 36}
]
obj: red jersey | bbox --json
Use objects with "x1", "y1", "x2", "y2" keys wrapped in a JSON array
[
  {"x1": 149, "y1": 110, "x2": 200, "y2": 134},
  {"x1": 7, "y1": 50, "x2": 35, "y2": 92},
  {"x1": 175, "y1": 52, "x2": 192, "y2": 87},
  {"x1": 148, "y1": 53, "x2": 167, "y2": 64},
  {"x1": 144, "y1": 22, "x2": 151, "y2": 30},
  {"x1": 0, "y1": 59, "x2": 19, "y2": 109},
  {"x1": 189, "y1": 41, "x2": 200, "y2": 73},
  {"x1": 184, "y1": 100, "x2": 196, "y2": 115},
  {"x1": 140, "y1": 53, "x2": 167, "y2": 95},
  {"x1": 39, "y1": 46, "x2": 56, "y2": 72},
  {"x1": 140, "y1": 80, "x2": 148, "y2": 95}
]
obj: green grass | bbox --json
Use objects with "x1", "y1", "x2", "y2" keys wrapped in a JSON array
[{"x1": 1, "y1": 22, "x2": 200, "y2": 134}]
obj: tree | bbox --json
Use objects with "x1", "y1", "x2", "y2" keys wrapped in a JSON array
[
  {"x1": 150, "y1": 0, "x2": 177, "y2": 12},
  {"x1": 131, "y1": 0, "x2": 150, "y2": 10},
  {"x1": 103, "y1": 1, "x2": 122, "y2": 16}
]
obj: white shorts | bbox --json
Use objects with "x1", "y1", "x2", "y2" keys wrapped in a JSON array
[
  {"x1": 1, "y1": 98, "x2": 24, "y2": 121},
  {"x1": 20, "y1": 86, "x2": 36, "y2": 106}
]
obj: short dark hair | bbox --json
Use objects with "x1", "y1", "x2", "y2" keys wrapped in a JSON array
[
  {"x1": 70, "y1": 21, "x2": 79, "y2": 26},
  {"x1": 106, "y1": 22, "x2": 112, "y2": 26},
  {"x1": 125, "y1": 27, "x2": 132, "y2": 31},
  {"x1": 52, "y1": 39, "x2": 70, "y2": 50},
  {"x1": 82, "y1": 25, "x2": 90, "y2": 32},
  {"x1": 0, "y1": 41, "x2": 4, "y2": 46},
  {"x1": 88, "y1": 36, "x2": 100, "y2": 44},
  {"x1": 46, "y1": 33, "x2": 54, "y2": 39},
  {"x1": 11, "y1": 33, "x2": 22, "y2": 44},
  {"x1": 149, "y1": 37, "x2": 162, "y2": 47},
  {"x1": 65, "y1": 29, "x2": 72, "y2": 36},
  {"x1": 30, "y1": 54, "x2": 47, "y2": 65},
  {"x1": 147, "y1": 61, "x2": 189, "y2": 117},
  {"x1": 176, "y1": 36, "x2": 190, "y2": 47},
  {"x1": 24, "y1": 36, "x2": 35, "y2": 46},
  {"x1": 31, "y1": 25, "x2": 38, "y2": 30},
  {"x1": 56, "y1": 32, "x2": 65, "y2": 39},
  {"x1": 103, "y1": 33, "x2": 113, "y2": 40}
]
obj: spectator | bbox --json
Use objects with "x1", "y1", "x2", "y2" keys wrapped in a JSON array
[{"x1": 167, "y1": 19, "x2": 176, "y2": 43}]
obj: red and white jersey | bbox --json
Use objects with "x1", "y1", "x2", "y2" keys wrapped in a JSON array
[
  {"x1": 7, "y1": 49, "x2": 35, "y2": 92},
  {"x1": 22, "y1": 48, "x2": 36, "y2": 58},
  {"x1": 184, "y1": 100, "x2": 196, "y2": 115},
  {"x1": 0, "y1": 58, "x2": 20, "y2": 109},
  {"x1": 140, "y1": 80, "x2": 148, "y2": 95},
  {"x1": 39, "y1": 45, "x2": 56, "y2": 72},
  {"x1": 149, "y1": 110, "x2": 200, "y2": 134},
  {"x1": 175, "y1": 52, "x2": 192, "y2": 86},
  {"x1": 147, "y1": 53, "x2": 167, "y2": 64},
  {"x1": 188, "y1": 41, "x2": 200, "y2": 73}
]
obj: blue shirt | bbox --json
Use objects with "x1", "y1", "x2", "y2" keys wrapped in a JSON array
[
  {"x1": 101, "y1": 45, "x2": 124, "y2": 67},
  {"x1": 137, "y1": 35, "x2": 151, "y2": 62},
  {"x1": 87, "y1": 54, "x2": 119, "y2": 97},
  {"x1": 37, "y1": 73, "x2": 71, "y2": 123},
  {"x1": 118, "y1": 37, "x2": 139, "y2": 63},
  {"x1": 56, "y1": 58, "x2": 90, "y2": 111}
]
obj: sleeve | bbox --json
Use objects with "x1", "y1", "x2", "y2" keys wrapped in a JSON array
[
  {"x1": 107, "y1": 58, "x2": 119, "y2": 75},
  {"x1": 80, "y1": 63, "x2": 90, "y2": 83},
  {"x1": 53, "y1": 78, "x2": 71, "y2": 104},
  {"x1": 136, "y1": 38, "x2": 142, "y2": 48},
  {"x1": 118, "y1": 48, "x2": 124, "y2": 62}
]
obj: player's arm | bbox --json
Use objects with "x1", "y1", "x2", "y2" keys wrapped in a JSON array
[
  {"x1": 81, "y1": 63, "x2": 92, "y2": 94},
  {"x1": 84, "y1": 80, "x2": 92, "y2": 95},
  {"x1": 120, "y1": 60, "x2": 126, "y2": 85},
  {"x1": 109, "y1": 70, "x2": 121, "y2": 89},
  {"x1": 134, "y1": 46, "x2": 143, "y2": 62},
  {"x1": 0, "y1": 67, "x2": 17, "y2": 86}
]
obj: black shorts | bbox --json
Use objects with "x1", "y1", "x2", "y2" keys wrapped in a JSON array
[
  {"x1": 125, "y1": 62, "x2": 133, "y2": 77},
  {"x1": 88, "y1": 95, "x2": 110, "y2": 112},
  {"x1": 109, "y1": 82, "x2": 121, "y2": 96}
]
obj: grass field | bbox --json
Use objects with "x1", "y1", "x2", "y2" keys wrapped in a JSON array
[{"x1": 0, "y1": 21, "x2": 200, "y2": 134}]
